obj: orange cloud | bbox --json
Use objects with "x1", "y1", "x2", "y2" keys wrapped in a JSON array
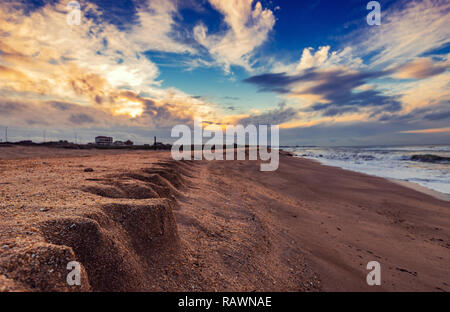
[
  {"x1": 400, "y1": 127, "x2": 450, "y2": 134},
  {"x1": 394, "y1": 57, "x2": 449, "y2": 79},
  {"x1": 0, "y1": 1, "x2": 222, "y2": 128}
]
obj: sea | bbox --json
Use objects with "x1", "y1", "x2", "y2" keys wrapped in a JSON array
[{"x1": 283, "y1": 145, "x2": 450, "y2": 195}]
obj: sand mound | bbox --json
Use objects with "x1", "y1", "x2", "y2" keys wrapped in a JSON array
[
  {"x1": 83, "y1": 182, "x2": 159, "y2": 199},
  {"x1": 143, "y1": 170, "x2": 185, "y2": 189},
  {"x1": 82, "y1": 185, "x2": 129, "y2": 198},
  {"x1": 123, "y1": 173, "x2": 179, "y2": 199},
  {"x1": 0, "y1": 160, "x2": 189, "y2": 291},
  {"x1": 0, "y1": 275, "x2": 26, "y2": 292},
  {"x1": 39, "y1": 200, "x2": 180, "y2": 291},
  {"x1": 40, "y1": 216, "x2": 142, "y2": 291},
  {"x1": 0, "y1": 242, "x2": 90, "y2": 292},
  {"x1": 82, "y1": 160, "x2": 193, "y2": 200}
]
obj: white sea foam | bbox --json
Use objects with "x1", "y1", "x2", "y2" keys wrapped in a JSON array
[{"x1": 285, "y1": 145, "x2": 450, "y2": 195}]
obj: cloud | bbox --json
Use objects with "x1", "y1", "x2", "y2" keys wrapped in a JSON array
[
  {"x1": 0, "y1": 1, "x2": 159, "y2": 92},
  {"x1": 0, "y1": 100, "x2": 25, "y2": 115},
  {"x1": 278, "y1": 119, "x2": 450, "y2": 146},
  {"x1": 296, "y1": 46, "x2": 331, "y2": 72},
  {"x1": 359, "y1": 0, "x2": 450, "y2": 67},
  {"x1": 0, "y1": 1, "x2": 219, "y2": 129},
  {"x1": 320, "y1": 106, "x2": 360, "y2": 117},
  {"x1": 397, "y1": 71, "x2": 450, "y2": 112},
  {"x1": 240, "y1": 1, "x2": 450, "y2": 133},
  {"x1": 244, "y1": 68, "x2": 402, "y2": 118},
  {"x1": 68, "y1": 113, "x2": 95, "y2": 125},
  {"x1": 400, "y1": 127, "x2": 450, "y2": 134},
  {"x1": 243, "y1": 72, "x2": 310, "y2": 93},
  {"x1": 130, "y1": 0, "x2": 196, "y2": 54},
  {"x1": 0, "y1": 99, "x2": 102, "y2": 128},
  {"x1": 222, "y1": 96, "x2": 240, "y2": 101},
  {"x1": 0, "y1": 92, "x2": 200, "y2": 130},
  {"x1": 237, "y1": 102, "x2": 298, "y2": 126},
  {"x1": 193, "y1": 0, "x2": 275, "y2": 73},
  {"x1": 244, "y1": 23, "x2": 449, "y2": 127},
  {"x1": 270, "y1": 46, "x2": 364, "y2": 74},
  {"x1": 424, "y1": 109, "x2": 450, "y2": 121},
  {"x1": 393, "y1": 57, "x2": 449, "y2": 79}
]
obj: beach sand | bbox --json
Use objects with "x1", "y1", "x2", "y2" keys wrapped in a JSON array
[
  {"x1": 389, "y1": 179, "x2": 450, "y2": 202},
  {"x1": 0, "y1": 146, "x2": 448, "y2": 292}
]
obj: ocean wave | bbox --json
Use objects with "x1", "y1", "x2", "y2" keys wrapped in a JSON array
[
  {"x1": 410, "y1": 154, "x2": 450, "y2": 164},
  {"x1": 285, "y1": 145, "x2": 450, "y2": 194}
]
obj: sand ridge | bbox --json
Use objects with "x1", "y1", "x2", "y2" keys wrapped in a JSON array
[
  {"x1": 0, "y1": 146, "x2": 449, "y2": 291},
  {"x1": 0, "y1": 149, "x2": 194, "y2": 291}
]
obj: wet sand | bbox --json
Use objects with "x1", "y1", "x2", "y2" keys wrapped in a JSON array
[
  {"x1": 0, "y1": 146, "x2": 448, "y2": 291},
  {"x1": 389, "y1": 179, "x2": 450, "y2": 202}
]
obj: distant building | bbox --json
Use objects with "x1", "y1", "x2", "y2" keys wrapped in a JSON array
[
  {"x1": 124, "y1": 140, "x2": 134, "y2": 146},
  {"x1": 113, "y1": 141, "x2": 125, "y2": 146},
  {"x1": 95, "y1": 136, "x2": 113, "y2": 145}
]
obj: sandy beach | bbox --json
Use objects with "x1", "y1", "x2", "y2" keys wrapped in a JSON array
[{"x1": 0, "y1": 146, "x2": 449, "y2": 292}]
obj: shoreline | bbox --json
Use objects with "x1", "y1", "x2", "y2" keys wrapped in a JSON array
[
  {"x1": 388, "y1": 179, "x2": 450, "y2": 202},
  {"x1": 287, "y1": 153, "x2": 450, "y2": 203}
]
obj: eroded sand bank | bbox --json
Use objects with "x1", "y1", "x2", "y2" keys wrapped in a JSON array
[{"x1": 0, "y1": 146, "x2": 448, "y2": 291}]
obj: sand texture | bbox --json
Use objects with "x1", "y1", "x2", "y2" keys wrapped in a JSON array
[{"x1": 0, "y1": 146, "x2": 449, "y2": 292}]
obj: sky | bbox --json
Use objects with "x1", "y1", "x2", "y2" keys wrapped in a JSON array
[{"x1": 0, "y1": 0, "x2": 449, "y2": 146}]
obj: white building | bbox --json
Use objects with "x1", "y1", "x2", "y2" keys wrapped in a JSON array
[{"x1": 95, "y1": 136, "x2": 113, "y2": 145}]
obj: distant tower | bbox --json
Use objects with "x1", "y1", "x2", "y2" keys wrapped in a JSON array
[
  {"x1": 154, "y1": 136, "x2": 156, "y2": 145},
  {"x1": 5, "y1": 127, "x2": 7, "y2": 143}
]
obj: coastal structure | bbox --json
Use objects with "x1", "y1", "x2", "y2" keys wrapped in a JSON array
[{"x1": 95, "y1": 136, "x2": 113, "y2": 145}]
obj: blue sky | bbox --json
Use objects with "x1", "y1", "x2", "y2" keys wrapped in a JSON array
[{"x1": 0, "y1": 0, "x2": 449, "y2": 145}]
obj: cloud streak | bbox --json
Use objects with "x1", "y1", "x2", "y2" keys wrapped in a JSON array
[
  {"x1": 237, "y1": 102, "x2": 298, "y2": 126},
  {"x1": 244, "y1": 68, "x2": 402, "y2": 119},
  {"x1": 393, "y1": 57, "x2": 449, "y2": 79},
  {"x1": 400, "y1": 127, "x2": 450, "y2": 134},
  {"x1": 359, "y1": 0, "x2": 450, "y2": 67}
]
